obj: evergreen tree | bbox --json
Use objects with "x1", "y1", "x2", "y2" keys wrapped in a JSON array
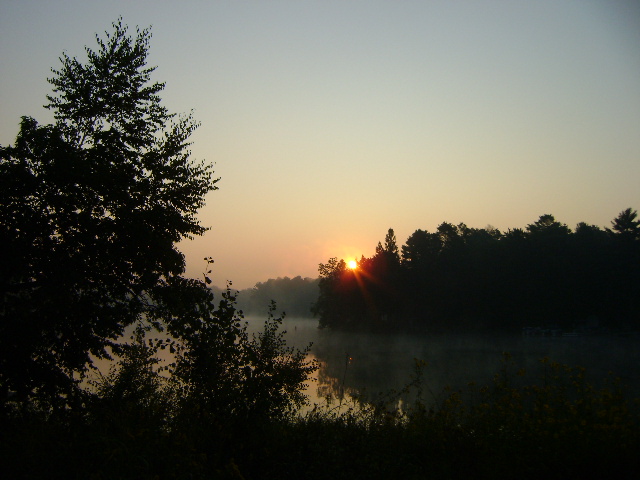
[
  {"x1": 384, "y1": 228, "x2": 400, "y2": 263},
  {"x1": 610, "y1": 208, "x2": 640, "y2": 241}
]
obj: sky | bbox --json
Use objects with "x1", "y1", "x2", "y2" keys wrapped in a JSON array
[{"x1": 2, "y1": 1, "x2": 639, "y2": 289}]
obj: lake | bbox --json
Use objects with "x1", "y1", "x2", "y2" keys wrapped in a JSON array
[{"x1": 246, "y1": 316, "x2": 640, "y2": 411}]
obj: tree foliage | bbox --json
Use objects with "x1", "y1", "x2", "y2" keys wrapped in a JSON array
[
  {"x1": 315, "y1": 210, "x2": 640, "y2": 333},
  {"x1": 610, "y1": 207, "x2": 640, "y2": 241},
  {"x1": 0, "y1": 18, "x2": 318, "y2": 430},
  {"x1": 0, "y1": 18, "x2": 220, "y2": 407},
  {"x1": 166, "y1": 290, "x2": 316, "y2": 424}
]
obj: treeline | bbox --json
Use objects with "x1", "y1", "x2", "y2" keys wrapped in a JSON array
[
  {"x1": 313, "y1": 209, "x2": 640, "y2": 333},
  {"x1": 234, "y1": 276, "x2": 319, "y2": 317}
]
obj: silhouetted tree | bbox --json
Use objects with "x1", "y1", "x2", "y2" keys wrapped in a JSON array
[
  {"x1": 0, "y1": 19, "x2": 218, "y2": 409},
  {"x1": 167, "y1": 293, "x2": 315, "y2": 425},
  {"x1": 574, "y1": 222, "x2": 606, "y2": 240},
  {"x1": 401, "y1": 229, "x2": 440, "y2": 269},
  {"x1": 313, "y1": 258, "x2": 348, "y2": 329},
  {"x1": 610, "y1": 208, "x2": 640, "y2": 241},
  {"x1": 437, "y1": 222, "x2": 464, "y2": 253},
  {"x1": 604, "y1": 209, "x2": 640, "y2": 327},
  {"x1": 400, "y1": 229, "x2": 440, "y2": 326},
  {"x1": 383, "y1": 228, "x2": 401, "y2": 264},
  {"x1": 368, "y1": 229, "x2": 403, "y2": 327},
  {"x1": 315, "y1": 210, "x2": 640, "y2": 333},
  {"x1": 526, "y1": 214, "x2": 572, "y2": 239}
]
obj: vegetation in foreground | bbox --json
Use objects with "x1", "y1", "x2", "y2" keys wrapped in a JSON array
[{"x1": 2, "y1": 350, "x2": 639, "y2": 479}]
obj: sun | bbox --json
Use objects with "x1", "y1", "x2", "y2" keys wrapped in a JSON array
[{"x1": 347, "y1": 260, "x2": 357, "y2": 270}]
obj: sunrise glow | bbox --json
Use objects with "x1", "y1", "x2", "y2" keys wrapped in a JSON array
[
  {"x1": 1, "y1": 2, "x2": 638, "y2": 290},
  {"x1": 347, "y1": 260, "x2": 357, "y2": 270}
]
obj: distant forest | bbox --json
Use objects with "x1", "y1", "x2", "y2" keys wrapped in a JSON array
[
  {"x1": 214, "y1": 276, "x2": 319, "y2": 318},
  {"x1": 313, "y1": 209, "x2": 640, "y2": 333}
]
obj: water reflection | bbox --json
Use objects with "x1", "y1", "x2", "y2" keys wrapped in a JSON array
[{"x1": 247, "y1": 316, "x2": 640, "y2": 413}]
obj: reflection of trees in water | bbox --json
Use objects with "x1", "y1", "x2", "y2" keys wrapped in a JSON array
[
  {"x1": 312, "y1": 341, "x2": 416, "y2": 409},
  {"x1": 268, "y1": 318, "x2": 640, "y2": 411},
  {"x1": 309, "y1": 331, "x2": 640, "y2": 409},
  {"x1": 315, "y1": 356, "x2": 359, "y2": 406}
]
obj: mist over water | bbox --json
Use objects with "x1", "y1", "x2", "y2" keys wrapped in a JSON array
[{"x1": 246, "y1": 316, "x2": 640, "y2": 409}]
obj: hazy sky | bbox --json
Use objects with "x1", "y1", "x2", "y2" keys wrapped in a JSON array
[{"x1": 2, "y1": 1, "x2": 639, "y2": 289}]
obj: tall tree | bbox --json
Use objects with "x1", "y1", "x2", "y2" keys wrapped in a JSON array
[
  {"x1": 610, "y1": 208, "x2": 640, "y2": 241},
  {"x1": 606, "y1": 208, "x2": 640, "y2": 327},
  {"x1": 313, "y1": 258, "x2": 350, "y2": 329},
  {"x1": 0, "y1": 19, "x2": 218, "y2": 407},
  {"x1": 526, "y1": 214, "x2": 571, "y2": 238},
  {"x1": 401, "y1": 229, "x2": 441, "y2": 269},
  {"x1": 437, "y1": 222, "x2": 464, "y2": 252},
  {"x1": 383, "y1": 228, "x2": 400, "y2": 263}
]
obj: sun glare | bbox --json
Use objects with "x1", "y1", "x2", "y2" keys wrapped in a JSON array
[{"x1": 347, "y1": 260, "x2": 357, "y2": 270}]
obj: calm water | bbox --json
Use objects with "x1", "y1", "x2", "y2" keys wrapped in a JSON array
[{"x1": 246, "y1": 316, "x2": 640, "y2": 410}]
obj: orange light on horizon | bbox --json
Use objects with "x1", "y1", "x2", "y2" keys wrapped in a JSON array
[{"x1": 347, "y1": 260, "x2": 357, "y2": 270}]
